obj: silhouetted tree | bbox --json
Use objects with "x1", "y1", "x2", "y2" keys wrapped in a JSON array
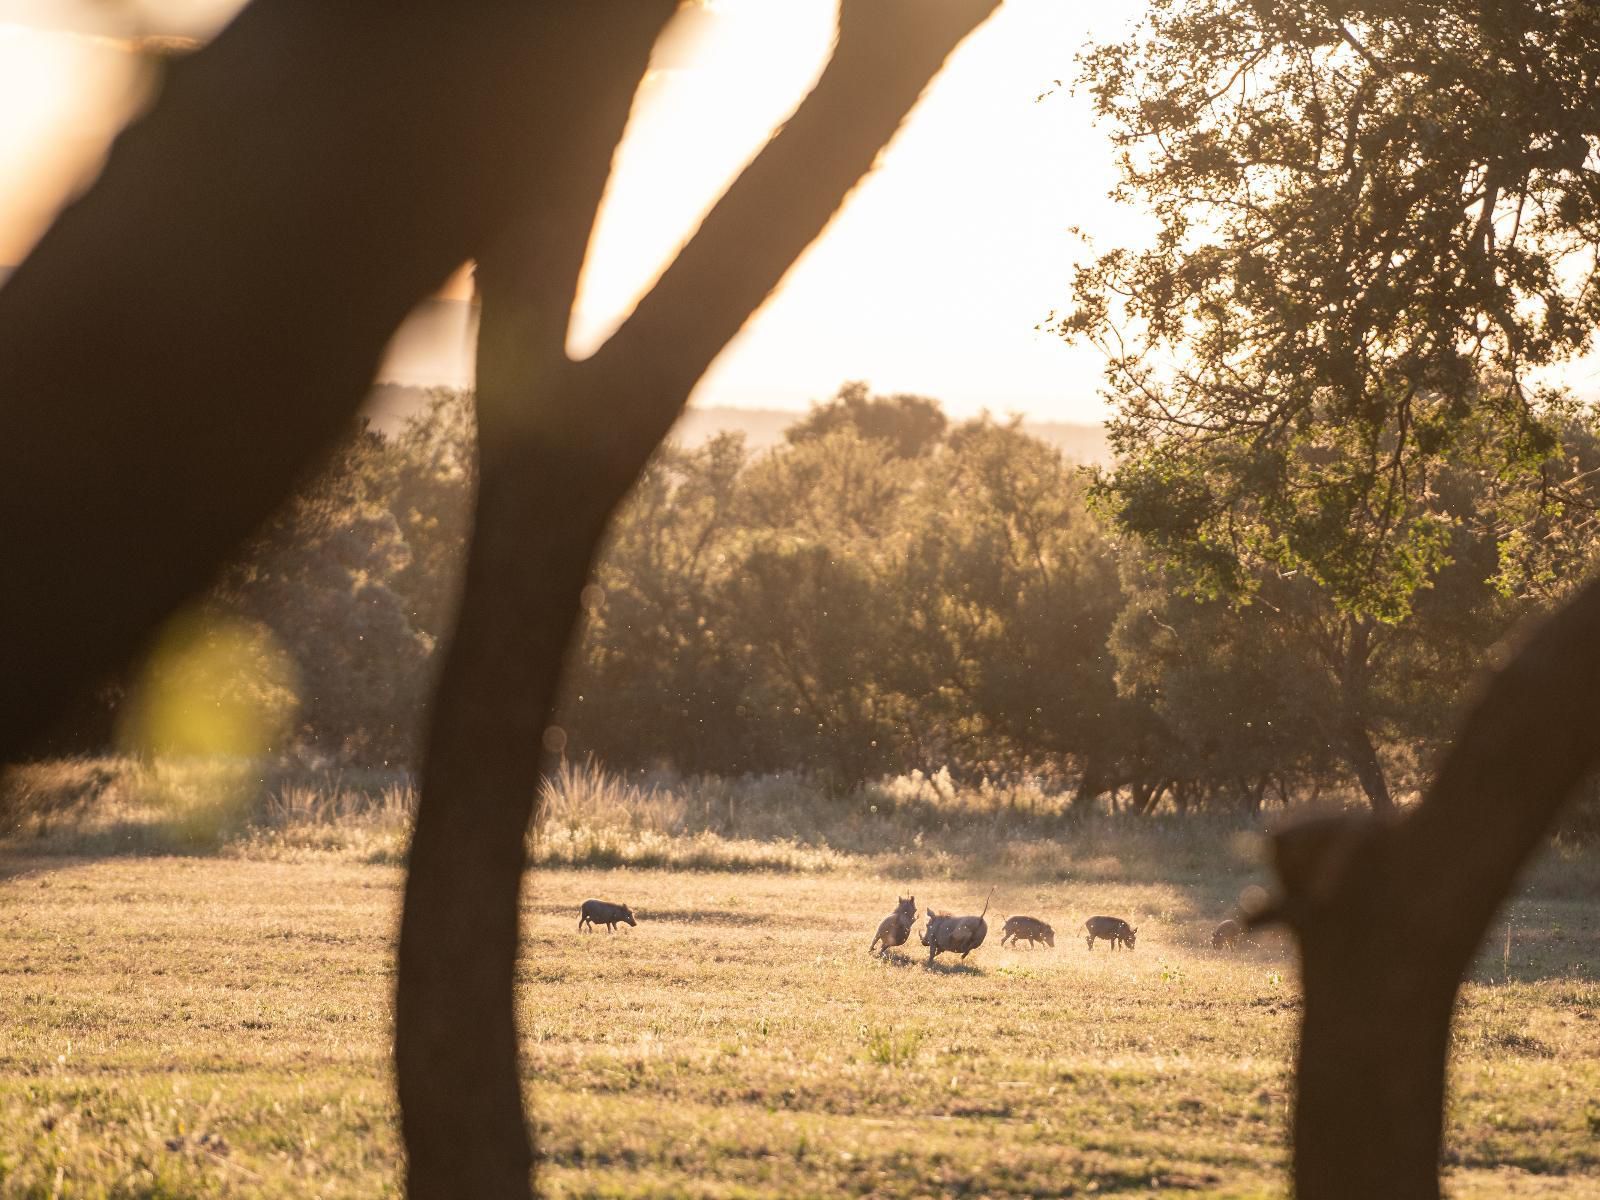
[{"x1": 401, "y1": 6, "x2": 1002, "y2": 1196}]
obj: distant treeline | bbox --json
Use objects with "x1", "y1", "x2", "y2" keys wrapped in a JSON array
[{"x1": 50, "y1": 384, "x2": 1600, "y2": 815}]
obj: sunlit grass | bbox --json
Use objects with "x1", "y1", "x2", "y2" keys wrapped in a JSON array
[
  {"x1": 2, "y1": 757, "x2": 1599, "y2": 1192},
  {"x1": 0, "y1": 855, "x2": 1596, "y2": 1196}
]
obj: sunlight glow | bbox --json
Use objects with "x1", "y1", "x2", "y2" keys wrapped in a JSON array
[
  {"x1": 0, "y1": 24, "x2": 142, "y2": 264},
  {"x1": 568, "y1": 1, "x2": 840, "y2": 359},
  {"x1": 569, "y1": 0, "x2": 1147, "y2": 422},
  {"x1": 0, "y1": 2, "x2": 1154, "y2": 424},
  {"x1": 118, "y1": 611, "x2": 300, "y2": 760}
]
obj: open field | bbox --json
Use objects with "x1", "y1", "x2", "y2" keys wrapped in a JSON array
[{"x1": 2, "y1": 835, "x2": 1600, "y2": 1197}]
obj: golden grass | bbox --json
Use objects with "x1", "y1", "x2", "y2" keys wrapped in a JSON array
[
  {"x1": 0, "y1": 844, "x2": 1597, "y2": 1196},
  {"x1": 1, "y1": 756, "x2": 1292, "y2": 886}
]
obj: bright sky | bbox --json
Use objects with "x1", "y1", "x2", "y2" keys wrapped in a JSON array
[{"x1": 0, "y1": 0, "x2": 1147, "y2": 424}]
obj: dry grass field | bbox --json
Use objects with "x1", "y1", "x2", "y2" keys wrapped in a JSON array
[{"x1": 1, "y1": 763, "x2": 1599, "y2": 1196}]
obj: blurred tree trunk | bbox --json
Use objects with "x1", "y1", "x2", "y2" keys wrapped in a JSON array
[
  {"x1": 391, "y1": 11, "x2": 676, "y2": 1193},
  {"x1": 1259, "y1": 576, "x2": 1600, "y2": 1197},
  {"x1": 397, "y1": 3, "x2": 1000, "y2": 1195},
  {"x1": 0, "y1": 4, "x2": 598, "y2": 756}
]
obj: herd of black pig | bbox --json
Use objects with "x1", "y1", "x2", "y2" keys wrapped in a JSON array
[{"x1": 579, "y1": 896, "x2": 1247, "y2": 963}]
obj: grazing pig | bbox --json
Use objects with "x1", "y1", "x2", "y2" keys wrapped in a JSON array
[
  {"x1": 869, "y1": 895, "x2": 918, "y2": 958},
  {"x1": 999, "y1": 915, "x2": 1054, "y2": 948},
  {"x1": 1083, "y1": 914, "x2": 1136, "y2": 951},
  {"x1": 1212, "y1": 918, "x2": 1242, "y2": 950},
  {"x1": 578, "y1": 898, "x2": 637, "y2": 933},
  {"x1": 921, "y1": 890, "x2": 993, "y2": 964}
]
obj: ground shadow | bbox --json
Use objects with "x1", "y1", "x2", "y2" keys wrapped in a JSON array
[
  {"x1": 871, "y1": 949, "x2": 923, "y2": 969},
  {"x1": 923, "y1": 958, "x2": 985, "y2": 975},
  {"x1": 0, "y1": 851, "x2": 56, "y2": 886},
  {"x1": 529, "y1": 902, "x2": 785, "y2": 929},
  {"x1": 642, "y1": 906, "x2": 787, "y2": 928}
]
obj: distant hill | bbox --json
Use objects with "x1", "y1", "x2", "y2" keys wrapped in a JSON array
[
  {"x1": 365, "y1": 387, "x2": 1111, "y2": 466},
  {"x1": 1000, "y1": 421, "x2": 1111, "y2": 466},
  {"x1": 0, "y1": 274, "x2": 1115, "y2": 466},
  {"x1": 672, "y1": 406, "x2": 1111, "y2": 465}
]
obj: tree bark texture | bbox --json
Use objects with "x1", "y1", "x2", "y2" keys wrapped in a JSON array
[
  {"x1": 1261, "y1": 575, "x2": 1600, "y2": 1197},
  {"x1": 398, "y1": 5, "x2": 1001, "y2": 1195}
]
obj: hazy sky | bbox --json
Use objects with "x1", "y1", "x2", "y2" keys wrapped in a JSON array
[{"x1": 0, "y1": 1, "x2": 1148, "y2": 424}]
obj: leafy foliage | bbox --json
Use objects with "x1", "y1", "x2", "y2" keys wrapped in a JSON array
[
  {"x1": 561, "y1": 409, "x2": 1129, "y2": 787},
  {"x1": 785, "y1": 380, "x2": 948, "y2": 459},
  {"x1": 84, "y1": 377, "x2": 1596, "y2": 813},
  {"x1": 1069, "y1": 0, "x2": 1600, "y2": 618},
  {"x1": 1066, "y1": 0, "x2": 1600, "y2": 805}
]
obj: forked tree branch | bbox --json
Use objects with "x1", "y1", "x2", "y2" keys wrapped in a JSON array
[
  {"x1": 401, "y1": 2, "x2": 999, "y2": 1197},
  {"x1": 393, "y1": 6, "x2": 675, "y2": 1196}
]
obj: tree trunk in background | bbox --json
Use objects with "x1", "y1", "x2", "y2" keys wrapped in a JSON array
[
  {"x1": 1072, "y1": 756, "x2": 1103, "y2": 812},
  {"x1": 1338, "y1": 621, "x2": 1394, "y2": 812},
  {"x1": 1260, "y1": 574, "x2": 1600, "y2": 1197},
  {"x1": 1341, "y1": 717, "x2": 1394, "y2": 812}
]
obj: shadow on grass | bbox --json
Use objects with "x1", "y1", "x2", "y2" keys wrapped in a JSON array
[
  {"x1": 633, "y1": 906, "x2": 784, "y2": 928},
  {"x1": 0, "y1": 853, "x2": 55, "y2": 886},
  {"x1": 923, "y1": 959, "x2": 985, "y2": 976},
  {"x1": 1, "y1": 818, "x2": 227, "y2": 860},
  {"x1": 871, "y1": 950, "x2": 924, "y2": 969},
  {"x1": 530, "y1": 901, "x2": 785, "y2": 929}
]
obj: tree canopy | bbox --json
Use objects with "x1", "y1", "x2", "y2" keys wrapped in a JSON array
[
  {"x1": 1066, "y1": 0, "x2": 1600, "y2": 805},
  {"x1": 1069, "y1": 0, "x2": 1600, "y2": 611}
]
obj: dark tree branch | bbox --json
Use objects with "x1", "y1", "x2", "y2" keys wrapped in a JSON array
[
  {"x1": 1258, "y1": 574, "x2": 1600, "y2": 1197},
  {"x1": 0, "y1": 0, "x2": 998, "y2": 1195},
  {"x1": 401, "y1": 3, "x2": 999, "y2": 1197},
  {"x1": 393, "y1": 6, "x2": 676, "y2": 1196},
  {"x1": 0, "y1": 3, "x2": 599, "y2": 759}
]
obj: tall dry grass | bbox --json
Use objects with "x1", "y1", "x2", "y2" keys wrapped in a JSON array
[
  {"x1": 0, "y1": 757, "x2": 412, "y2": 860},
  {"x1": 4, "y1": 755, "x2": 1597, "y2": 894}
]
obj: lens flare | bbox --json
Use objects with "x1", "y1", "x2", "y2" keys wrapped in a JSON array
[{"x1": 119, "y1": 611, "x2": 299, "y2": 759}]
